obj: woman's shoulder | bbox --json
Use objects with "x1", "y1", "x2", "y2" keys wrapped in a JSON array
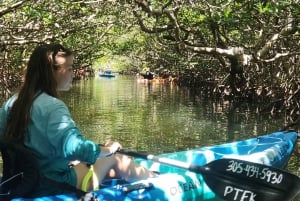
[
  {"x1": 37, "y1": 92, "x2": 65, "y2": 104},
  {"x1": 34, "y1": 92, "x2": 68, "y2": 112}
]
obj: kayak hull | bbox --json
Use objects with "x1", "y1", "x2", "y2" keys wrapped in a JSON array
[
  {"x1": 99, "y1": 73, "x2": 116, "y2": 78},
  {"x1": 12, "y1": 130, "x2": 298, "y2": 201}
]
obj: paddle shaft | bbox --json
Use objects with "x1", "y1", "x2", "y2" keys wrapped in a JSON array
[{"x1": 118, "y1": 149, "x2": 193, "y2": 170}]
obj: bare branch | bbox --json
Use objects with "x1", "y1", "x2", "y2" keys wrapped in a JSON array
[{"x1": 0, "y1": 0, "x2": 29, "y2": 17}]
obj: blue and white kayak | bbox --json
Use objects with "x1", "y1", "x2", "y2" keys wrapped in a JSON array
[
  {"x1": 13, "y1": 130, "x2": 299, "y2": 201},
  {"x1": 98, "y1": 72, "x2": 116, "y2": 78}
]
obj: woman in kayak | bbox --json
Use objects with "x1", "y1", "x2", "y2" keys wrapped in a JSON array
[{"x1": 0, "y1": 43, "x2": 156, "y2": 197}]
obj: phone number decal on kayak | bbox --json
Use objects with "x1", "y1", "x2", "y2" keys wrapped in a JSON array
[{"x1": 226, "y1": 160, "x2": 283, "y2": 184}]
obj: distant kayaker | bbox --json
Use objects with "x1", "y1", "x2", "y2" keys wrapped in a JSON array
[
  {"x1": 0, "y1": 43, "x2": 156, "y2": 197},
  {"x1": 141, "y1": 67, "x2": 154, "y2": 80}
]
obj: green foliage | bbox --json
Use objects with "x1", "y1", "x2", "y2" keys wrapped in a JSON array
[
  {"x1": 224, "y1": 7, "x2": 232, "y2": 19},
  {"x1": 257, "y1": 2, "x2": 270, "y2": 13},
  {"x1": 179, "y1": 7, "x2": 206, "y2": 24}
]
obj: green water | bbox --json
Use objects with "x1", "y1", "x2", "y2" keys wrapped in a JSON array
[{"x1": 62, "y1": 75, "x2": 299, "y2": 151}]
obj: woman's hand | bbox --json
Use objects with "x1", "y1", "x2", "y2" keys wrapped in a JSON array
[
  {"x1": 105, "y1": 140, "x2": 122, "y2": 154},
  {"x1": 98, "y1": 140, "x2": 122, "y2": 158}
]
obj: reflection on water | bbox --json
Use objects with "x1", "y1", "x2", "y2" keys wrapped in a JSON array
[{"x1": 62, "y1": 76, "x2": 297, "y2": 147}]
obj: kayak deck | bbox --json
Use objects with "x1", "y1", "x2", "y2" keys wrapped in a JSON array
[{"x1": 138, "y1": 131, "x2": 297, "y2": 173}]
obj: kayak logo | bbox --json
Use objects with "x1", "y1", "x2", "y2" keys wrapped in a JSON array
[
  {"x1": 169, "y1": 179, "x2": 201, "y2": 196},
  {"x1": 224, "y1": 186, "x2": 256, "y2": 201}
]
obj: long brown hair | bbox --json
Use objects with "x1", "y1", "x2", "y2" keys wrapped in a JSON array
[{"x1": 4, "y1": 43, "x2": 73, "y2": 142}]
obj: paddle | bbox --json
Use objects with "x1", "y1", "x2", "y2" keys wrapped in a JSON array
[{"x1": 118, "y1": 149, "x2": 300, "y2": 201}]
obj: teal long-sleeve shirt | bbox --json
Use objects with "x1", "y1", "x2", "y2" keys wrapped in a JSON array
[{"x1": 0, "y1": 92, "x2": 100, "y2": 196}]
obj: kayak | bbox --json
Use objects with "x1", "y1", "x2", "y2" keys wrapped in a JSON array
[
  {"x1": 13, "y1": 130, "x2": 299, "y2": 201},
  {"x1": 98, "y1": 72, "x2": 116, "y2": 78}
]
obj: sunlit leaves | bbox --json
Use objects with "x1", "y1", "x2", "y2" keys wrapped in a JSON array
[
  {"x1": 178, "y1": 7, "x2": 206, "y2": 25},
  {"x1": 224, "y1": 7, "x2": 232, "y2": 19},
  {"x1": 257, "y1": 2, "x2": 270, "y2": 13}
]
